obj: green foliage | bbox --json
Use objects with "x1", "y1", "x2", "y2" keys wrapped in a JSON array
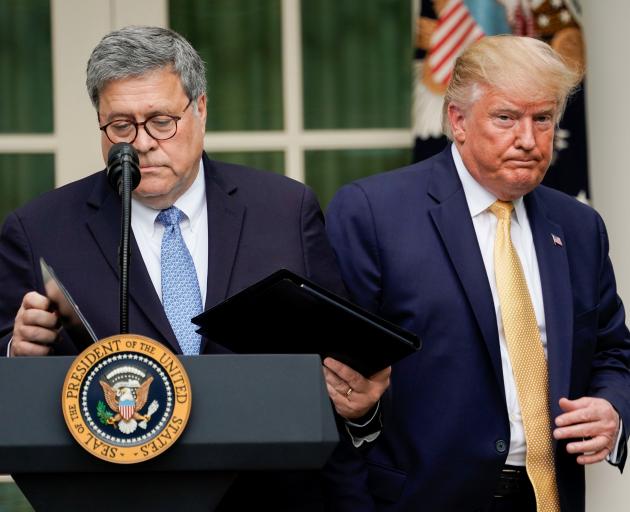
[{"x1": 96, "y1": 400, "x2": 113, "y2": 425}]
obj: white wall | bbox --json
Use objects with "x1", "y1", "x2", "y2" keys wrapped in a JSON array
[{"x1": 583, "y1": 1, "x2": 630, "y2": 510}]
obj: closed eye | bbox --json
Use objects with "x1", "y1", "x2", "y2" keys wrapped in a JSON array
[{"x1": 111, "y1": 120, "x2": 133, "y2": 129}]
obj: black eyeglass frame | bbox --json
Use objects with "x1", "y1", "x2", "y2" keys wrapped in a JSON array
[{"x1": 98, "y1": 99, "x2": 193, "y2": 144}]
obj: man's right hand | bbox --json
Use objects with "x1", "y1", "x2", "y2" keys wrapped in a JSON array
[{"x1": 11, "y1": 291, "x2": 59, "y2": 356}]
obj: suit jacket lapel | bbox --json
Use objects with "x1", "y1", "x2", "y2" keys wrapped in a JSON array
[
  {"x1": 525, "y1": 191, "x2": 573, "y2": 420},
  {"x1": 428, "y1": 149, "x2": 505, "y2": 391},
  {"x1": 203, "y1": 155, "x2": 245, "y2": 310},
  {"x1": 85, "y1": 173, "x2": 180, "y2": 352}
]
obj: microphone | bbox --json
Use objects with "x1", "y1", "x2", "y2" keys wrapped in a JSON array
[
  {"x1": 107, "y1": 142, "x2": 141, "y2": 194},
  {"x1": 106, "y1": 142, "x2": 141, "y2": 335}
]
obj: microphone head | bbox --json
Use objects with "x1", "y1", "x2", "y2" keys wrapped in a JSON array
[{"x1": 107, "y1": 143, "x2": 141, "y2": 193}]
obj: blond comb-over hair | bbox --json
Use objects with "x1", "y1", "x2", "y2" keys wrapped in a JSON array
[{"x1": 442, "y1": 35, "x2": 582, "y2": 140}]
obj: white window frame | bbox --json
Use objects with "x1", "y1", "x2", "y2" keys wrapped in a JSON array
[{"x1": 0, "y1": 0, "x2": 413, "y2": 187}]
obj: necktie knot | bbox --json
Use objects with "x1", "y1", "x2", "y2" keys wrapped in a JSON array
[
  {"x1": 489, "y1": 200, "x2": 514, "y2": 221},
  {"x1": 156, "y1": 206, "x2": 185, "y2": 228}
]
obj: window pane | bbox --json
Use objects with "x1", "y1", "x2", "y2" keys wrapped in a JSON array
[
  {"x1": 305, "y1": 148, "x2": 410, "y2": 209},
  {"x1": 170, "y1": 0, "x2": 283, "y2": 131},
  {"x1": 0, "y1": 0, "x2": 53, "y2": 133},
  {"x1": 210, "y1": 151, "x2": 284, "y2": 174},
  {"x1": 0, "y1": 154, "x2": 55, "y2": 224},
  {"x1": 0, "y1": 480, "x2": 34, "y2": 511},
  {"x1": 302, "y1": 0, "x2": 412, "y2": 129}
]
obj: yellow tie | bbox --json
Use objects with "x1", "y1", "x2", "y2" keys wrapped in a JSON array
[{"x1": 490, "y1": 200, "x2": 560, "y2": 512}]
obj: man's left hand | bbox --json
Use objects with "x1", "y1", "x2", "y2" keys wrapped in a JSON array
[
  {"x1": 322, "y1": 357, "x2": 390, "y2": 420},
  {"x1": 553, "y1": 396, "x2": 620, "y2": 465}
]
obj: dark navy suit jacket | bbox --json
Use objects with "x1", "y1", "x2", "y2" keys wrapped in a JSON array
[
  {"x1": 326, "y1": 146, "x2": 630, "y2": 512},
  {"x1": 0, "y1": 152, "x2": 347, "y2": 511}
]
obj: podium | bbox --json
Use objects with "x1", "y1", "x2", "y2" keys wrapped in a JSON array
[{"x1": 0, "y1": 354, "x2": 339, "y2": 511}]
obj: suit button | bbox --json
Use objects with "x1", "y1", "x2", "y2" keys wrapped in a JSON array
[{"x1": 495, "y1": 440, "x2": 507, "y2": 453}]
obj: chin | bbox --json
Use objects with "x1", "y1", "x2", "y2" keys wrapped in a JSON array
[
  {"x1": 135, "y1": 187, "x2": 165, "y2": 199},
  {"x1": 504, "y1": 182, "x2": 541, "y2": 199},
  {"x1": 135, "y1": 175, "x2": 173, "y2": 196}
]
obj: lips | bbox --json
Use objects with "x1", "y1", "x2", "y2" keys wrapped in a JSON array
[
  {"x1": 507, "y1": 156, "x2": 539, "y2": 162},
  {"x1": 507, "y1": 158, "x2": 540, "y2": 167},
  {"x1": 139, "y1": 164, "x2": 166, "y2": 172}
]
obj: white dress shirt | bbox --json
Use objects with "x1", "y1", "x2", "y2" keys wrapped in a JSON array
[{"x1": 131, "y1": 159, "x2": 208, "y2": 305}]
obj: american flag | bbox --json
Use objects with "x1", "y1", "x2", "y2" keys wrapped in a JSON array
[{"x1": 426, "y1": 0, "x2": 485, "y2": 86}]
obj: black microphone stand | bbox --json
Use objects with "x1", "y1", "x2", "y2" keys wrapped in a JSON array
[
  {"x1": 119, "y1": 163, "x2": 133, "y2": 334},
  {"x1": 107, "y1": 143, "x2": 141, "y2": 335}
]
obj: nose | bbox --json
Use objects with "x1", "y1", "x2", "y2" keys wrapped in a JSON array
[
  {"x1": 132, "y1": 124, "x2": 158, "y2": 153},
  {"x1": 515, "y1": 117, "x2": 536, "y2": 151}
]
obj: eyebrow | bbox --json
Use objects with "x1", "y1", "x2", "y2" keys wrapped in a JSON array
[
  {"x1": 491, "y1": 107, "x2": 522, "y2": 115},
  {"x1": 490, "y1": 106, "x2": 556, "y2": 117}
]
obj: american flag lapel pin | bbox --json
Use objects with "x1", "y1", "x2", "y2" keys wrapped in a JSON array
[{"x1": 551, "y1": 233, "x2": 563, "y2": 247}]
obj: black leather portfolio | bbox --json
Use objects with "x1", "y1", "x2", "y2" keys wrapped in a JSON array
[
  {"x1": 40, "y1": 257, "x2": 97, "y2": 350},
  {"x1": 193, "y1": 269, "x2": 421, "y2": 376}
]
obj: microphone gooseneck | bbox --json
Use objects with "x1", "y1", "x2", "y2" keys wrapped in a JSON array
[{"x1": 106, "y1": 143, "x2": 141, "y2": 335}]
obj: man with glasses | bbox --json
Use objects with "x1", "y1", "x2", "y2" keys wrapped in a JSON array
[{"x1": 0, "y1": 26, "x2": 387, "y2": 510}]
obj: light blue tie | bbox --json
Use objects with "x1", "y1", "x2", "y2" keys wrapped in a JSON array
[{"x1": 156, "y1": 206, "x2": 202, "y2": 355}]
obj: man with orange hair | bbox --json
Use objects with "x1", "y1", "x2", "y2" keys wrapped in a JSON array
[{"x1": 327, "y1": 35, "x2": 630, "y2": 511}]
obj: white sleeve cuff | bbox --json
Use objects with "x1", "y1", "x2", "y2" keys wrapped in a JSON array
[
  {"x1": 346, "y1": 426, "x2": 381, "y2": 448},
  {"x1": 344, "y1": 401, "x2": 382, "y2": 448},
  {"x1": 606, "y1": 418, "x2": 624, "y2": 465}
]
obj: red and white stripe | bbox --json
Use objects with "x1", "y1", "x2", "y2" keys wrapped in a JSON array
[
  {"x1": 511, "y1": 4, "x2": 536, "y2": 37},
  {"x1": 427, "y1": 0, "x2": 485, "y2": 85},
  {"x1": 120, "y1": 404, "x2": 135, "y2": 421}
]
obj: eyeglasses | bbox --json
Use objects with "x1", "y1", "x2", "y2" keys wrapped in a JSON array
[{"x1": 99, "y1": 99, "x2": 193, "y2": 144}]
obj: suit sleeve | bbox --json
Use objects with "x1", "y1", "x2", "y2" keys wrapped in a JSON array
[
  {"x1": 299, "y1": 185, "x2": 348, "y2": 297},
  {"x1": 326, "y1": 183, "x2": 383, "y2": 314},
  {"x1": 588, "y1": 214, "x2": 630, "y2": 468},
  {"x1": 323, "y1": 183, "x2": 382, "y2": 510},
  {"x1": 0, "y1": 212, "x2": 40, "y2": 355}
]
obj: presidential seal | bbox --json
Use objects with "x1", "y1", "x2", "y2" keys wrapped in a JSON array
[{"x1": 62, "y1": 334, "x2": 192, "y2": 464}]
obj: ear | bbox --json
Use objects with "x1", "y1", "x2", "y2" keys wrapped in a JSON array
[
  {"x1": 195, "y1": 93, "x2": 207, "y2": 130},
  {"x1": 447, "y1": 103, "x2": 467, "y2": 144}
]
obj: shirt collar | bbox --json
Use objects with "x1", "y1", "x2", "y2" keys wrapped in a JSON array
[
  {"x1": 451, "y1": 144, "x2": 526, "y2": 226},
  {"x1": 132, "y1": 158, "x2": 206, "y2": 234},
  {"x1": 171, "y1": 158, "x2": 206, "y2": 234}
]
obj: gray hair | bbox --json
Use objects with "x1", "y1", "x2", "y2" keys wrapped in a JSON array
[
  {"x1": 442, "y1": 35, "x2": 582, "y2": 140},
  {"x1": 86, "y1": 26, "x2": 206, "y2": 110}
]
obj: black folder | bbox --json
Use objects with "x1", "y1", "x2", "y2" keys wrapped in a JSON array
[
  {"x1": 40, "y1": 257, "x2": 98, "y2": 351},
  {"x1": 192, "y1": 269, "x2": 421, "y2": 376}
]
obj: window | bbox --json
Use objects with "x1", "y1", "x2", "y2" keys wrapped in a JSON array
[
  {"x1": 171, "y1": 0, "x2": 413, "y2": 207},
  {"x1": 0, "y1": 0, "x2": 54, "y2": 223}
]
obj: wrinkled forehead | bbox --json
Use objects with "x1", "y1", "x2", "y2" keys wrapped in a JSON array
[
  {"x1": 97, "y1": 66, "x2": 183, "y2": 100},
  {"x1": 470, "y1": 81, "x2": 560, "y2": 111}
]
